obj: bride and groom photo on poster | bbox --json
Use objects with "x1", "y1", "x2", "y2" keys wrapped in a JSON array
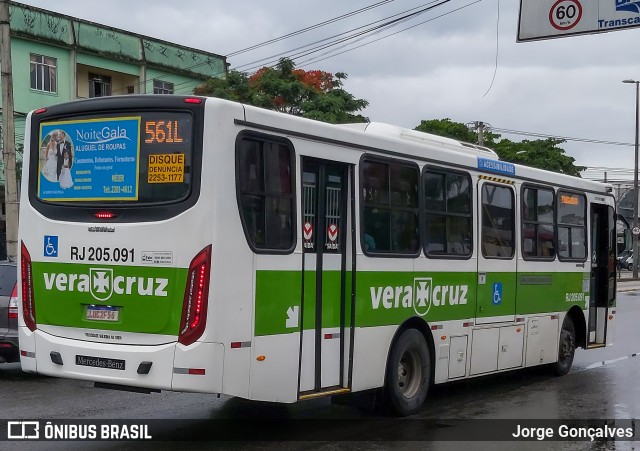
[{"x1": 41, "y1": 130, "x2": 74, "y2": 189}]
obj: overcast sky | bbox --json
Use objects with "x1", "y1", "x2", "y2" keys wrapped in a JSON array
[{"x1": 18, "y1": 0, "x2": 640, "y2": 183}]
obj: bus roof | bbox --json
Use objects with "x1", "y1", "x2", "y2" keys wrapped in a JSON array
[
  {"x1": 338, "y1": 122, "x2": 499, "y2": 158},
  {"x1": 235, "y1": 99, "x2": 612, "y2": 197}
]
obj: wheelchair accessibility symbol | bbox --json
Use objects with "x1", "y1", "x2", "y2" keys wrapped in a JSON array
[
  {"x1": 44, "y1": 235, "x2": 58, "y2": 257},
  {"x1": 492, "y1": 282, "x2": 502, "y2": 305}
]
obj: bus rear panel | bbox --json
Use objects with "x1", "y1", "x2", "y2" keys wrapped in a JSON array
[{"x1": 18, "y1": 96, "x2": 223, "y2": 392}]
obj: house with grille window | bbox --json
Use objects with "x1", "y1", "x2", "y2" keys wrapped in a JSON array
[{"x1": 0, "y1": 1, "x2": 227, "y2": 255}]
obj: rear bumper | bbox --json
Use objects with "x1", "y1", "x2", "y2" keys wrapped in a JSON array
[{"x1": 19, "y1": 327, "x2": 224, "y2": 393}]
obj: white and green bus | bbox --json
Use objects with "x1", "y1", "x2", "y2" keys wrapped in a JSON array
[{"x1": 18, "y1": 95, "x2": 616, "y2": 416}]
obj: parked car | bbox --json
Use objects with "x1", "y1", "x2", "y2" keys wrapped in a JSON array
[
  {"x1": 618, "y1": 249, "x2": 632, "y2": 270},
  {"x1": 0, "y1": 261, "x2": 18, "y2": 363},
  {"x1": 619, "y1": 250, "x2": 635, "y2": 271}
]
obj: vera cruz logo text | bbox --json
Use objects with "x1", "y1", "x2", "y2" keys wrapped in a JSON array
[
  {"x1": 43, "y1": 267, "x2": 169, "y2": 302},
  {"x1": 370, "y1": 277, "x2": 468, "y2": 317}
]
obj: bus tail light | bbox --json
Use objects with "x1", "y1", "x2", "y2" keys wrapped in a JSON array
[
  {"x1": 94, "y1": 211, "x2": 116, "y2": 219},
  {"x1": 21, "y1": 242, "x2": 36, "y2": 331},
  {"x1": 178, "y1": 245, "x2": 212, "y2": 346},
  {"x1": 8, "y1": 284, "x2": 18, "y2": 319}
]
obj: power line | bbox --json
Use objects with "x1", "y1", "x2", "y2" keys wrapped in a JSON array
[
  {"x1": 225, "y1": 0, "x2": 396, "y2": 57},
  {"x1": 113, "y1": 0, "x2": 395, "y2": 93},
  {"x1": 584, "y1": 167, "x2": 637, "y2": 172},
  {"x1": 482, "y1": 0, "x2": 500, "y2": 98},
  {"x1": 171, "y1": 2, "x2": 450, "y2": 96},
  {"x1": 231, "y1": 1, "x2": 438, "y2": 70},
  {"x1": 232, "y1": 0, "x2": 449, "y2": 73},
  {"x1": 112, "y1": 1, "x2": 397, "y2": 95},
  {"x1": 298, "y1": 0, "x2": 482, "y2": 68},
  {"x1": 490, "y1": 127, "x2": 634, "y2": 147},
  {"x1": 169, "y1": 1, "x2": 455, "y2": 96},
  {"x1": 115, "y1": 0, "x2": 467, "y2": 96}
]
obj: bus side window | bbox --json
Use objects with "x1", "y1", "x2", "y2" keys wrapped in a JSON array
[
  {"x1": 481, "y1": 184, "x2": 515, "y2": 259},
  {"x1": 361, "y1": 158, "x2": 419, "y2": 255},
  {"x1": 557, "y1": 192, "x2": 586, "y2": 261},
  {"x1": 237, "y1": 135, "x2": 295, "y2": 252},
  {"x1": 521, "y1": 186, "x2": 555, "y2": 260},
  {"x1": 423, "y1": 168, "x2": 472, "y2": 258}
]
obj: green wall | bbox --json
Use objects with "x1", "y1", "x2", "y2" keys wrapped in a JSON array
[
  {"x1": 77, "y1": 53, "x2": 139, "y2": 76},
  {"x1": 145, "y1": 68, "x2": 204, "y2": 96},
  {"x1": 10, "y1": 37, "x2": 73, "y2": 113}
]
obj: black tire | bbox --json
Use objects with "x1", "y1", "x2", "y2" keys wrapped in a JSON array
[
  {"x1": 384, "y1": 329, "x2": 430, "y2": 416},
  {"x1": 553, "y1": 316, "x2": 576, "y2": 376}
]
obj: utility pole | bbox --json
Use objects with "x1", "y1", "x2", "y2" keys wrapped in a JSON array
[
  {"x1": 475, "y1": 121, "x2": 485, "y2": 146},
  {"x1": 623, "y1": 79, "x2": 640, "y2": 278},
  {"x1": 0, "y1": 0, "x2": 17, "y2": 260}
]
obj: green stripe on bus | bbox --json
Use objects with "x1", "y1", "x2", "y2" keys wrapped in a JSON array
[
  {"x1": 31, "y1": 262, "x2": 188, "y2": 335},
  {"x1": 254, "y1": 270, "x2": 589, "y2": 336}
]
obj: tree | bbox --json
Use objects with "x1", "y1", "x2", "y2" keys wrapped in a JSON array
[
  {"x1": 414, "y1": 118, "x2": 477, "y2": 143},
  {"x1": 194, "y1": 70, "x2": 258, "y2": 105},
  {"x1": 492, "y1": 137, "x2": 585, "y2": 177},
  {"x1": 414, "y1": 118, "x2": 584, "y2": 177},
  {"x1": 195, "y1": 58, "x2": 369, "y2": 124},
  {"x1": 414, "y1": 118, "x2": 501, "y2": 147}
]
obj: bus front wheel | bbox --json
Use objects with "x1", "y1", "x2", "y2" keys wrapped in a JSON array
[
  {"x1": 553, "y1": 316, "x2": 576, "y2": 376},
  {"x1": 384, "y1": 329, "x2": 430, "y2": 416}
]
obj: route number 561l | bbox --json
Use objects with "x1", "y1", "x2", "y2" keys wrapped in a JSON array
[{"x1": 144, "y1": 120, "x2": 184, "y2": 144}]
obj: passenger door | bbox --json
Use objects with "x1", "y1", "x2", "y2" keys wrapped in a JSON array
[
  {"x1": 299, "y1": 158, "x2": 352, "y2": 394},
  {"x1": 589, "y1": 203, "x2": 616, "y2": 346},
  {"x1": 476, "y1": 180, "x2": 517, "y2": 324}
]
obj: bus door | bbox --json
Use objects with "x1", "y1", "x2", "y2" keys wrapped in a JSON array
[
  {"x1": 476, "y1": 180, "x2": 517, "y2": 324},
  {"x1": 589, "y1": 203, "x2": 616, "y2": 346},
  {"x1": 299, "y1": 158, "x2": 352, "y2": 394}
]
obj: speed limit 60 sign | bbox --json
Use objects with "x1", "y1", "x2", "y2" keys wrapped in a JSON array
[
  {"x1": 549, "y1": 0, "x2": 582, "y2": 30},
  {"x1": 519, "y1": 0, "x2": 640, "y2": 42}
]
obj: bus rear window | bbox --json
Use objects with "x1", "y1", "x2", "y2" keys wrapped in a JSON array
[{"x1": 35, "y1": 112, "x2": 193, "y2": 205}]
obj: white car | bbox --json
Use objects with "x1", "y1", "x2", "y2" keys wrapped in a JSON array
[{"x1": 625, "y1": 255, "x2": 634, "y2": 270}]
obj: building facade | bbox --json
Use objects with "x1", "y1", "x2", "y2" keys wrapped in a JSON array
[{"x1": 0, "y1": 2, "x2": 227, "y2": 256}]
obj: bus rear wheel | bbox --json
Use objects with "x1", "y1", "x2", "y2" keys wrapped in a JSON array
[
  {"x1": 553, "y1": 316, "x2": 576, "y2": 376},
  {"x1": 384, "y1": 329, "x2": 430, "y2": 416}
]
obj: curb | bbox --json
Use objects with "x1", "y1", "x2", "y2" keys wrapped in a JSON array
[{"x1": 617, "y1": 282, "x2": 640, "y2": 293}]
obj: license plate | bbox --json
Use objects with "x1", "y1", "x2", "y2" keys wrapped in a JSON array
[
  {"x1": 76, "y1": 355, "x2": 125, "y2": 371},
  {"x1": 86, "y1": 306, "x2": 119, "y2": 322}
]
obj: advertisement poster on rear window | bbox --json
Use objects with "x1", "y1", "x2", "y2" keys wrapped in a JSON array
[{"x1": 38, "y1": 117, "x2": 140, "y2": 201}]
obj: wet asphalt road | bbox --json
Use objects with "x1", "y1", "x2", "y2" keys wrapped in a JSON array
[{"x1": 2, "y1": 291, "x2": 640, "y2": 450}]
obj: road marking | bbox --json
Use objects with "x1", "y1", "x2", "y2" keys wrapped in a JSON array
[{"x1": 580, "y1": 352, "x2": 640, "y2": 371}]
